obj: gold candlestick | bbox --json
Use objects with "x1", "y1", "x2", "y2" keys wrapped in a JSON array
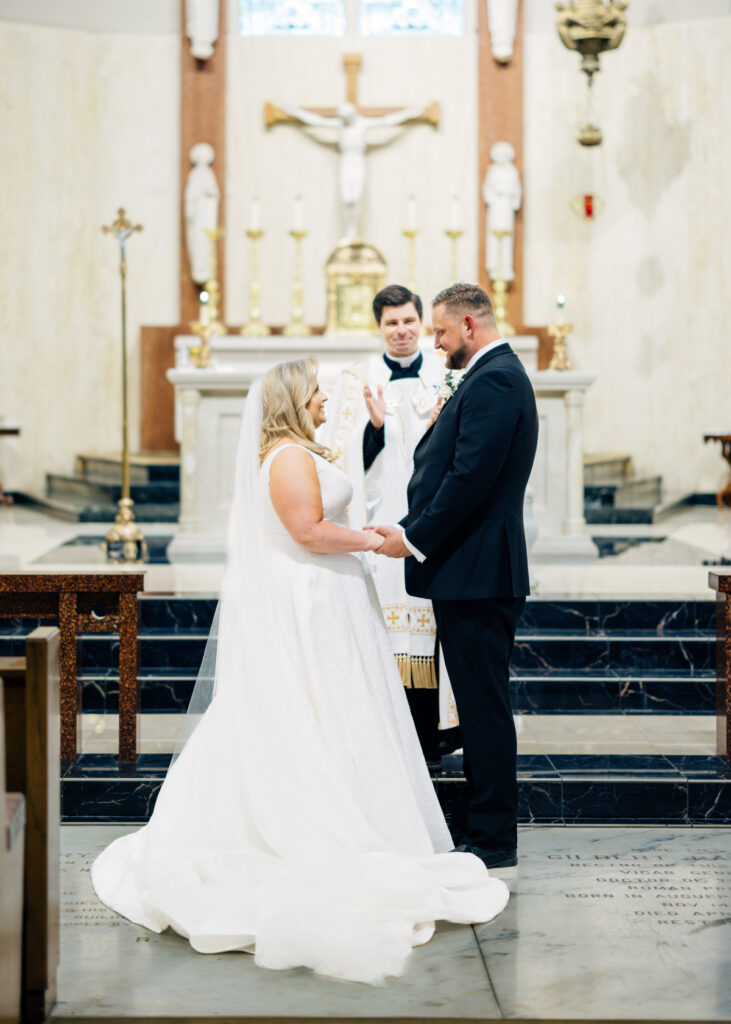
[
  {"x1": 241, "y1": 228, "x2": 270, "y2": 337},
  {"x1": 547, "y1": 322, "x2": 574, "y2": 370},
  {"x1": 284, "y1": 229, "x2": 309, "y2": 336},
  {"x1": 403, "y1": 228, "x2": 419, "y2": 292},
  {"x1": 101, "y1": 207, "x2": 147, "y2": 563},
  {"x1": 189, "y1": 228, "x2": 226, "y2": 367},
  {"x1": 489, "y1": 228, "x2": 516, "y2": 337},
  {"x1": 445, "y1": 227, "x2": 463, "y2": 284}
]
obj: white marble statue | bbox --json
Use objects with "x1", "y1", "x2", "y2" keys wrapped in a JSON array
[
  {"x1": 184, "y1": 143, "x2": 220, "y2": 285},
  {"x1": 482, "y1": 141, "x2": 522, "y2": 283},
  {"x1": 487, "y1": 0, "x2": 519, "y2": 63},
  {"x1": 280, "y1": 101, "x2": 426, "y2": 241},
  {"x1": 185, "y1": 0, "x2": 219, "y2": 60}
]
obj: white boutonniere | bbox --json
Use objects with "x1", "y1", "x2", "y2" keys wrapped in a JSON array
[{"x1": 435, "y1": 368, "x2": 466, "y2": 402}]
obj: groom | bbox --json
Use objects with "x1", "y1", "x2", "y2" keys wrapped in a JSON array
[{"x1": 371, "y1": 282, "x2": 538, "y2": 869}]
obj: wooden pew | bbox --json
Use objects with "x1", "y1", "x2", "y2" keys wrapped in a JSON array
[
  {"x1": 0, "y1": 627, "x2": 60, "y2": 1023},
  {"x1": 0, "y1": 676, "x2": 25, "y2": 1024}
]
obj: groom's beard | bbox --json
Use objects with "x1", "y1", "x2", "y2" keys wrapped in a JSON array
[{"x1": 446, "y1": 343, "x2": 470, "y2": 369}]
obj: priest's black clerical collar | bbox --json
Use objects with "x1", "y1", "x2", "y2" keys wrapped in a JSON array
[{"x1": 382, "y1": 351, "x2": 423, "y2": 379}]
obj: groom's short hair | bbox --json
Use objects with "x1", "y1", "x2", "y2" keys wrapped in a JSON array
[
  {"x1": 373, "y1": 284, "x2": 423, "y2": 324},
  {"x1": 433, "y1": 282, "x2": 496, "y2": 324}
]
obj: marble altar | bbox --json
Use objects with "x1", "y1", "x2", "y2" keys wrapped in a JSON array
[{"x1": 167, "y1": 334, "x2": 597, "y2": 564}]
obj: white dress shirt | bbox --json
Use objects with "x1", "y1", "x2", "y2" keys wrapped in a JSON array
[{"x1": 401, "y1": 338, "x2": 508, "y2": 562}]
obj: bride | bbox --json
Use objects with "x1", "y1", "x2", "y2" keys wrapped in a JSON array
[{"x1": 92, "y1": 358, "x2": 509, "y2": 984}]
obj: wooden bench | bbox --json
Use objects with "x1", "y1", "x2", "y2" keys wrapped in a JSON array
[
  {"x1": 0, "y1": 627, "x2": 60, "y2": 1024},
  {"x1": 0, "y1": 676, "x2": 25, "y2": 1024},
  {"x1": 0, "y1": 573, "x2": 144, "y2": 762},
  {"x1": 710, "y1": 571, "x2": 731, "y2": 760}
]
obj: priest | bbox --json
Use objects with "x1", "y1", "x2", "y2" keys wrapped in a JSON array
[{"x1": 321, "y1": 284, "x2": 458, "y2": 766}]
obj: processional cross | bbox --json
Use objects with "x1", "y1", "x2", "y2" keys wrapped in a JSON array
[{"x1": 265, "y1": 54, "x2": 440, "y2": 240}]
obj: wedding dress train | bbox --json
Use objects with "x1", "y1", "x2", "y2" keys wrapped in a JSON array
[{"x1": 92, "y1": 402, "x2": 509, "y2": 984}]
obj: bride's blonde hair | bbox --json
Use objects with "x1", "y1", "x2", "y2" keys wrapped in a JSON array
[{"x1": 259, "y1": 358, "x2": 333, "y2": 464}]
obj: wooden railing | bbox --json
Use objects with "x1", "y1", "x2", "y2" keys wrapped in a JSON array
[
  {"x1": 0, "y1": 574, "x2": 144, "y2": 762},
  {"x1": 0, "y1": 627, "x2": 60, "y2": 1022}
]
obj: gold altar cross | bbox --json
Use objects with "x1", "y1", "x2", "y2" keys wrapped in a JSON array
[{"x1": 265, "y1": 53, "x2": 440, "y2": 127}]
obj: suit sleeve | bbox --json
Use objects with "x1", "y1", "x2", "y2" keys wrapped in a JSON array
[{"x1": 404, "y1": 371, "x2": 520, "y2": 560}]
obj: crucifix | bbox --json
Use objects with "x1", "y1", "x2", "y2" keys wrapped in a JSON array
[{"x1": 265, "y1": 54, "x2": 440, "y2": 241}]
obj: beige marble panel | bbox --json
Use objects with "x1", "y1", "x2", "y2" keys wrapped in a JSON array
[
  {"x1": 0, "y1": 22, "x2": 179, "y2": 496},
  {"x1": 522, "y1": 11, "x2": 730, "y2": 496}
]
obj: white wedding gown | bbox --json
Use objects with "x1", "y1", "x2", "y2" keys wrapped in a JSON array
[{"x1": 92, "y1": 443, "x2": 509, "y2": 984}]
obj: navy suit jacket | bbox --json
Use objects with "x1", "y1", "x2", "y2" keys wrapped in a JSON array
[{"x1": 401, "y1": 344, "x2": 538, "y2": 601}]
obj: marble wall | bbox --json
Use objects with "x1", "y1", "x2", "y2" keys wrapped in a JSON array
[
  {"x1": 522, "y1": 1, "x2": 730, "y2": 495},
  {"x1": 1, "y1": 2, "x2": 728, "y2": 501},
  {"x1": 0, "y1": 20, "x2": 179, "y2": 495},
  {"x1": 224, "y1": 9, "x2": 479, "y2": 330}
]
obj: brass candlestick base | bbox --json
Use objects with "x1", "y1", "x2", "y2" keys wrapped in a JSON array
[
  {"x1": 189, "y1": 227, "x2": 226, "y2": 366},
  {"x1": 489, "y1": 228, "x2": 515, "y2": 336},
  {"x1": 403, "y1": 228, "x2": 419, "y2": 292},
  {"x1": 491, "y1": 277, "x2": 516, "y2": 337},
  {"x1": 105, "y1": 498, "x2": 148, "y2": 563},
  {"x1": 284, "y1": 228, "x2": 309, "y2": 336},
  {"x1": 548, "y1": 322, "x2": 574, "y2": 370},
  {"x1": 445, "y1": 228, "x2": 462, "y2": 283},
  {"x1": 242, "y1": 228, "x2": 270, "y2": 337}
]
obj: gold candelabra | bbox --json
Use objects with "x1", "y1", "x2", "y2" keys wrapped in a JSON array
[
  {"x1": 283, "y1": 229, "x2": 309, "y2": 336},
  {"x1": 547, "y1": 324, "x2": 574, "y2": 370},
  {"x1": 189, "y1": 227, "x2": 226, "y2": 367},
  {"x1": 403, "y1": 228, "x2": 419, "y2": 293},
  {"x1": 445, "y1": 228, "x2": 463, "y2": 283},
  {"x1": 101, "y1": 208, "x2": 147, "y2": 563},
  {"x1": 241, "y1": 228, "x2": 270, "y2": 337},
  {"x1": 489, "y1": 228, "x2": 516, "y2": 337}
]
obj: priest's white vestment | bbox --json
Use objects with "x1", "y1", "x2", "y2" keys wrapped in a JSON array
[{"x1": 322, "y1": 350, "x2": 458, "y2": 730}]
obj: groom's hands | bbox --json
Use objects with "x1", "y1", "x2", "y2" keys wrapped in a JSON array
[{"x1": 364, "y1": 524, "x2": 410, "y2": 558}]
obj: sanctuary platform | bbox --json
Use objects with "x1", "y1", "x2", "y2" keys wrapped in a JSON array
[{"x1": 1, "y1": 503, "x2": 729, "y2": 828}]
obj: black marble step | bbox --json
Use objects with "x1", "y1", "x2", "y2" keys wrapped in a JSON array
[
  {"x1": 3, "y1": 596, "x2": 714, "y2": 635},
  {"x1": 75, "y1": 668, "x2": 716, "y2": 714},
  {"x1": 585, "y1": 475, "x2": 663, "y2": 509},
  {"x1": 60, "y1": 752, "x2": 731, "y2": 825},
  {"x1": 77, "y1": 453, "x2": 179, "y2": 485},
  {"x1": 47, "y1": 473, "x2": 179, "y2": 506}
]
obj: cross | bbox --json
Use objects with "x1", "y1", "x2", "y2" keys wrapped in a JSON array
[{"x1": 264, "y1": 53, "x2": 439, "y2": 128}]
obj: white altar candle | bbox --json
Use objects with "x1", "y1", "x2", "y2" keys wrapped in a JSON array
[
  {"x1": 449, "y1": 194, "x2": 461, "y2": 231},
  {"x1": 556, "y1": 293, "x2": 566, "y2": 326},
  {"x1": 199, "y1": 290, "x2": 210, "y2": 326},
  {"x1": 406, "y1": 194, "x2": 417, "y2": 231},
  {"x1": 249, "y1": 195, "x2": 260, "y2": 232},
  {"x1": 293, "y1": 194, "x2": 304, "y2": 231}
]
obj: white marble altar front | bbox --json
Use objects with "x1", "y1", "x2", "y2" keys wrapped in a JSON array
[{"x1": 167, "y1": 334, "x2": 596, "y2": 563}]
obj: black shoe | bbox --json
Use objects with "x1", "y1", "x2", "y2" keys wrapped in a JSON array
[{"x1": 453, "y1": 843, "x2": 518, "y2": 869}]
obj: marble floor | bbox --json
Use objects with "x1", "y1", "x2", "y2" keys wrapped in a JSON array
[
  {"x1": 78, "y1": 711, "x2": 719, "y2": 757},
  {"x1": 1, "y1": 503, "x2": 729, "y2": 598},
  {"x1": 52, "y1": 824, "x2": 731, "y2": 1023}
]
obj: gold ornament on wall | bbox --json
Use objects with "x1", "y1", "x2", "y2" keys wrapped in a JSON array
[{"x1": 555, "y1": 0, "x2": 628, "y2": 146}]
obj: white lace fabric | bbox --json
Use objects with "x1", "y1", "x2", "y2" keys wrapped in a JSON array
[{"x1": 91, "y1": 385, "x2": 508, "y2": 985}]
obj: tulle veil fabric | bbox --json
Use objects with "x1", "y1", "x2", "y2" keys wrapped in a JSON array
[{"x1": 91, "y1": 375, "x2": 510, "y2": 984}]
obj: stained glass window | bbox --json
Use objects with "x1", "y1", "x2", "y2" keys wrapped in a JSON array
[
  {"x1": 239, "y1": 0, "x2": 345, "y2": 36},
  {"x1": 358, "y1": 0, "x2": 464, "y2": 35}
]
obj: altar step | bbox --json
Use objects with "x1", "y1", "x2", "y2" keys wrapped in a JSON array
[
  {"x1": 0, "y1": 597, "x2": 717, "y2": 715},
  {"x1": 59, "y1": 749, "x2": 731, "y2": 826},
  {"x1": 582, "y1": 452, "x2": 674, "y2": 524},
  {"x1": 19, "y1": 451, "x2": 181, "y2": 522}
]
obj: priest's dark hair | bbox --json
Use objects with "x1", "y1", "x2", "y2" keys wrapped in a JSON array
[
  {"x1": 372, "y1": 284, "x2": 423, "y2": 325},
  {"x1": 432, "y1": 282, "x2": 496, "y2": 325}
]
